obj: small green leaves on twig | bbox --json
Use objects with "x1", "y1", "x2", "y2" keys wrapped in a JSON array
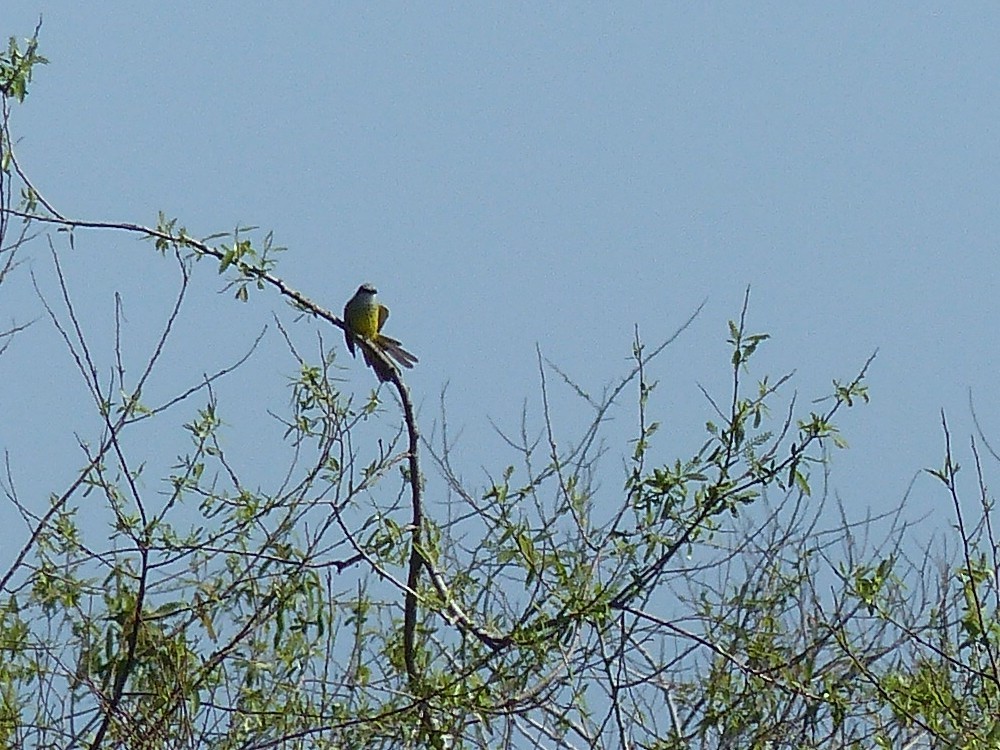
[
  {"x1": 0, "y1": 23, "x2": 47, "y2": 104},
  {"x1": 153, "y1": 213, "x2": 192, "y2": 255},
  {"x1": 728, "y1": 319, "x2": 770, "y2": 370}
]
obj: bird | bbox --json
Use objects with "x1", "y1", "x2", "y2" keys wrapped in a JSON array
[{"x1": 343, "y1": 283, "x2": 418, "y2": 382}]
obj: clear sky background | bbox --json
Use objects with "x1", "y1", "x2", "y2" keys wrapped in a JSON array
[{"x1": 3, "y1": 4, "x2": 999, "y2": 539}]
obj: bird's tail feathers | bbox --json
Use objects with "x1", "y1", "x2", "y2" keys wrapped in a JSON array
[
  {"x1": 361, "y1": 344, "x2": 396, "y2": 382},
  {"x1": 375, "y1": 334, "x2": 419, "y2": 369}
]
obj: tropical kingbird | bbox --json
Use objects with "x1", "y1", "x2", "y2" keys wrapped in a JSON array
[{"x1": 343, "y1": 283, "x2": 418, "y2": 382}]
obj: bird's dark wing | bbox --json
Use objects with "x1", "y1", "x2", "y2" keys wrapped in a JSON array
[{"x1": 344, "y1": 323, "x2": 356, "y2": 357}]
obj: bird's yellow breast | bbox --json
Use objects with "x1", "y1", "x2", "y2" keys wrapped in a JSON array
[{"x1": 345, "y1": 297, "x2": 382, "y2": 339}]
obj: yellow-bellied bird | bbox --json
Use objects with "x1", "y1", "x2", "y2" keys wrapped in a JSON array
[{"x1": 343, "y1": 283, "x2": 418, "y2": 382}]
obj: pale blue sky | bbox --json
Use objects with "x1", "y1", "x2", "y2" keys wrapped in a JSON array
[{"x1": 4, "y1": 4, "x2": 999, "y2": 529}]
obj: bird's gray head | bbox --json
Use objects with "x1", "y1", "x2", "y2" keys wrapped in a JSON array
[{"x1": 357, "y1": 283, "x2": 378, "y2": 297}]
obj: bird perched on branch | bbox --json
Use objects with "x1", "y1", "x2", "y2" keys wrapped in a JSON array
[{"x1": 343, "y1": 283, "x2": 418, "y2": 382}]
